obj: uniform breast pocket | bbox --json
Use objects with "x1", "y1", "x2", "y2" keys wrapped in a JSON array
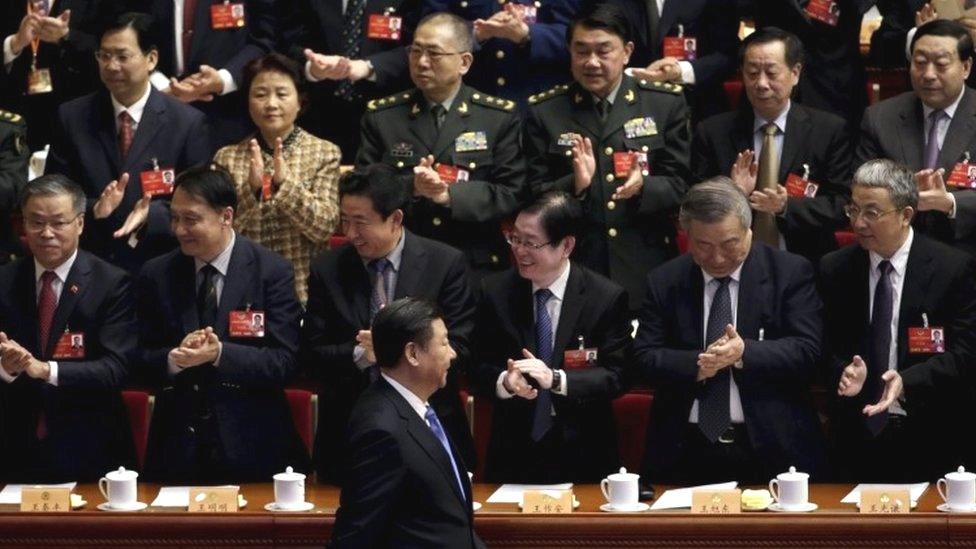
[
  {"x1": 623, "y1": 135, "x2": 665, "y2": 155},
  {"x1": 547, "y1": 142, "x2": 574, "y2": 165},
  {"x1": 449, "y1": 151, "x2": 494, "y2": 176},
  {"x1": 383, "y1": 149, "x2": 420, "y2": 171}
]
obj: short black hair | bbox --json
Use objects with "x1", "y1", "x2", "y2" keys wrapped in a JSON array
[
  {"x1": 911, "y1": 19, "x2": 975, "y2": 63},
  {"x1": 567, "y1": 4, "x2": 631, "y2": 45},
  {"x1": 372, "y1": 297, "x2": 443, "y2": 370},
  {"x1": 739, "y1": 26, "x2": 804, "y2": 68},
  {"x1": 20, "y1": 174, "x2": 86, "y2": 216},
  {"x1": 416, "y1": 12, "x2": 474, "y2": 52},
  {"x1": 242, "y1": 53, "x2": 309, "y2": 112},
  {"x1": 173, "y1": 165, "x2": 238, "y2": 212},
  {"x1": 518, "y1": 191, "x2": 582, "y2": 246},
  {"x1": 102, "y1": 12, "x2": 157, "y2": 54},
  {"x1": 339, "y1": 164, "x2": 408, "y2": 220}
]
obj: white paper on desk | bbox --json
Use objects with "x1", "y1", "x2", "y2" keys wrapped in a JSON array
[
  {"x1": 151, "y1": 486, "x2": 241, "y2": 507},
  {"x1": 649, "y1": 481, "x2": 738, "y2": 510},
  {"x1": 486, "y1": 483, "x2": 573, "y2": 504},
  {"x1": 0, "y1": 483, "x2": 77, "y2": 504},
  {"x1": 841, "y1": 483, "x2": 928, "y2": 505}
]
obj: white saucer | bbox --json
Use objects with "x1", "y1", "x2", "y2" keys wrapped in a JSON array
[
  {"x1": 97, "y1": 501, "x2": 148, "y2": 512},
  {"x1": 264, "y1": 501, "x2": 315, "y2": 512},
  {"x1": 938, "y1": 503, "x2": 976, "y2": 513},
  {"x1": 768, "y1": 502, "x2": 818, "y2": 512},
  {"x1": 600, "y1": 502, "x2": 650, "y2": 513}
]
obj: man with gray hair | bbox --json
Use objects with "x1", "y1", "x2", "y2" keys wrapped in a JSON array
[
  {"x1": 0, "y1": 174, "x2": 136, "y2": 482},
  {"x1": 635, "y1": 176, "x2": 824, "y2": 485},
  {"x1": 821, "y1": 158, "x2": 976, "y2": 482}
]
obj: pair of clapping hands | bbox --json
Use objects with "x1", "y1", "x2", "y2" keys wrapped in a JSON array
[
  {"x1": 169, "y1": 327, "x2": 221, "y2": 369},
  {"x1": 0, "y1": 331, "x2": 49, "y2": 380},
  {"x1": 568, "y1": 134, "x2": 645, "y2": 200}
]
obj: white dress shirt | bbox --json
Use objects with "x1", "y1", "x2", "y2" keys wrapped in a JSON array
[
  {"x1": 353, "y1": 232, "x2": 406, "y2": 369},
  {"x1": 868, "y1": 228, "x2": 913, "y2": 416},
  {"x1": 111, "y1": 82, "x2": 153, "y2": 133},
  {"x1": 149, "y1": 0, "x2": 236, "y2": 95},
  {"x1": 382, "y1": 372, "x2": 430, "y2": 422},
  {"x1": 752, "y1": 101, "x2": 790, "y2": 166},
  {"x1": 688, "y1": 263, "x2": 746, "y2": 424}
]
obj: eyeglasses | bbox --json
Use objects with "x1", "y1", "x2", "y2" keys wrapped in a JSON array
[
  {"x1": 94, "y1": 50, "x2": 142, "y2": 66},
  {"x1": 505, "y1": 233, "x2": 551, "y2": 250},
  {"x1": 25, "y1": 214, "x2": 82, "y2": 233},
  {"x1": 406, "y1": 46, "x2": 463, "y2": 62},
  {"x1": 844, "y1": 204, "x2": 899, "y2": 223}
]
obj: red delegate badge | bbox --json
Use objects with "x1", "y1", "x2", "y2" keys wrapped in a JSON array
[
  {"x1": 785, "y1": 173, "x2": 819, "y2": 198},
  {"x1": 229, "y1": 310, "x2": 265, "y2": 338},
  {"x1": 53, "y1": 332, "x2": 85, "y2": 360},
  {"x1": 141, "y1": 166, "x2": 175, "y2": 197},
  {"x1": 612, "y1": 151, "x2": 648, "y2": 178},
  {"x1": 662, "y1": 36, "x2": 697, "y2": 61},
  {"x1": 435, "y1": 163, "x2": 470, "y2": 184},
  {"x1": 947, "y1": 162, "x2": 976, "y2": 189},
  {"x1": 805, "y1": 0, "x2": 839, "y2": 26},
  {"x1": 211, "y1": 3, "x2": 246, "y2": 29},
  {"x1": 367, "y1": 14, "x2": 403, "y2": 41}
]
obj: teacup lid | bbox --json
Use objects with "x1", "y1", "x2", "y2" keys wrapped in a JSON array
[
  {"x1": 608, "y1": 467, "x2": 639, "y2": 480},
  {"x1": 106, "y1": 466, "x2": 138, "y2": 480},
  {"x1": 947, "y1": 466, "x2": 976, "y2": 481},
  {"x1": 778, "y1": 466, "x2": 808, "y2": 480},
  {"x1": 274, "y1": 466, "x2": 305, "y2": 481}
]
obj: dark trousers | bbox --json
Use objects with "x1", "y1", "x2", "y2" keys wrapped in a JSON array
[{"x1": 670, "y1": 423, "x2": 763, "y2": 486}]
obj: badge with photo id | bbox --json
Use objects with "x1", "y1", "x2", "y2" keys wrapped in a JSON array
[
  {"x1": 805, "y1": 0, "x2": 839, "y2": 26},
  {"x1": 211, "y1": 3, "x2": 246, "y2": 29},
  {"x1": 229, "y1": 310, "x2": 265, "y2": 338},
  {"x1": 563, "y1": 348, "x2": 597, "y2": 370},
  {"x1": 613, "y1": 151, "x2": 648, "y2": 178},
  {"x1": 662, "y1": 36, "x2": 697, "y2": 61},
  {"x1": 947, "y1": 161, "x2": 976, "y2": 189},
  {"x1": 367, "y1": 14, "x2": 403, "y2": 41},
  {"x1": 908, "y1": 327, "x2": 945, "y2": 354},
  {"x1": 141, "y1": 162, "x2": 176, "y2": 197},
  {"x1": 785, "y1": 173, "x2": 819, "y2": 198},
  {"x1": 434, "y1": 163, "x2": 470, "y2": 184},
  {"x1": 53, "y1": 331, "x2": 85, "y2": 360}
]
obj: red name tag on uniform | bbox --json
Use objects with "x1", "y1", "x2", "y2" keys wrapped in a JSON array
[
  {"x1": 229, "y1": 310, "x2": 265, "y2": 338},
  {"x1": 662, "y1": 36, "x2": 697, "y2": 61},
  {"x1": 140, "y1": 168, "x2": 176, "y2": 197},
  {"x1": 785, "y1": 173, "x2": 819, "y2": 198},
  {"x1": 908, "y1": 326, "x2": 946, "y2": 354},
  {"x1": 563, "y1": 348, "x2": 597, "y2": 370},
  {"x1": 367, "y1": 14, "x2": 403, "y2": 40},
  {"x1": 53, "y1": 332, "x2": 85, "y2": 360},
  {"x1": 613, "y1": 151, "x2": 648, "y2": 178},
  {"x1": 511, "y1": 4, "x2": 538, "y2": 24},
  {"x1": 435, "y1": 163, "x2": 470, "y2": 184},
  {"x1": 805, "y1": 0, "x2": 839, "y2": 26},
  {"x1": 261, "y1": 173, "x2": 273, "y2": 200},
  {"x1": 947, "y1": 162, "x2": 976, "y2": 189},
  {"x1": 211, "y1": 3, "x2": 246, "y2": 29}
]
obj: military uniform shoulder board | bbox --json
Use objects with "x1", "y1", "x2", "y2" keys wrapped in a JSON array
[
  {"x1": 0, "y1": 110, "x2": 25, "y2": 125},
  {"x1": 527, "y1": 83, "x2": 570, "y2": 105},
  {"x1": 637, "y1": 79, "x2": 683, "y2": 95},
  {"x1": 366, "y1": 91, "x2": 415, "y2": 112},
  {"x1": 470, "y1": 92, "x2": 515, "y2": 112}
]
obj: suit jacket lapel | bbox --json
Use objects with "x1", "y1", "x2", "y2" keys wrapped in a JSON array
[
  {"x1": 658, "y1": 0, "x2": 679, "y2": 38},
  {"x1": 779, "y1": 105, "x2": 810, "y2": 181},
  {"x1": 431, "y1": 86, "x2": 473, "y2": 159},
  {"x1": 177, "y1": 253, "x2": 200, "y2": 335},
  {"x1": 683, "y1": 261, "x2": 705, "y2": 349},
  {"x1": 45, "y1": 253, "x2": 92, "y2": 359},
  {"x1": 215, "y1": 238, "x2": 254, "y2": 339},
  {"x1": 938, "y1": 88, "x2": 976, "y2": 168},
  {"x1": 319, "y1": 0, "x2": 344, "y2": 54},
  {"x1": 511, "y1": 274, "x2": 537, "y2": 355},
  {"x1": 95, "y1": 93, "x2": 122, "y2": 176},
  {"x1": 735, "y1": 247, "x2": 765, "y2": 341},
  {"x1": 551, "y1": 265, "x2": 584, "y2": 369},
  {"x1": 733, "y1": 108, "x2": 755, "y2": 160},
  {"x1": 339, "y1": 248, "x2": 371, "y2": 329},
  {"x1": 897, "y1": 237, "x2": 935, "y2": 369},
  {"x1": 898, "y1": 100, "x2": 925, "y2": 169},
  {"x1": 394, "y1": 231, "x2": 425, "y2": 299},
  {"x1": 13, "y1": 260, "x2": 39, "y2": 353},
  {"x1": 123, "y1": 88, "x2": 166, "y2": 173}
]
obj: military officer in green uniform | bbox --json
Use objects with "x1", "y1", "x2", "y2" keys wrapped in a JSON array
[
  {"x1": 524, "y1": 4, "x2": 690, "y2": 311},
  {"x1": 0, "y1": 110, "x2": 28, "y2": 263},
  {"x1": 357, "y1": 12, "x2": 527, "y2": 276}
]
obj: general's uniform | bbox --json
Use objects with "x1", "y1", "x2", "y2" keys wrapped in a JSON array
[
  {"x1": 357, "y1": 84, "x2": 527, "y2": 275},
  {"x1": 524, "y1": 76, "x2": 691, "y2": 310}
]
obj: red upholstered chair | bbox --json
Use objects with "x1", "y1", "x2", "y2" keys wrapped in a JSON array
[
  {"x1": 121, "y1": 390, "x2": 153, "y2": 469},
  {"x1": 612, "y1": 391, "x2": 653, "y2": 472},
  {"x1": 285, "y1": 389, "x2": 318, "y2": 457},
  {"x1": 329, "y1": 234, "x2": 348, "y2": 250},
  {"x1": 834, "y1": 230, "x2": 856, "y2": 248},
  {"x1": 470, "y1": 392, "x2": 494, "y2": 481},
  {"x1": 676, "y1": 228, "x2": 689, "y2": 255},
  {"x1": 723, "y1": 80, "x2": 744, "y2": 110}
]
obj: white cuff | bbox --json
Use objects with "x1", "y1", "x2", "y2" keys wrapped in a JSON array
[
  {"x1": 167, "y1": 350, "x2": 183, "y2": 377},
  {"x1": 150, "y1": 71, "x2": 171, "y2": 92},
  {"x1": 4, "y1": 35, "x2": 21, "y2": 67},
  {"x1": 217, "y1": 68, "x2": 237, "y2": 95},
  {"x1": 213, "y1": 342, "x2": 222, "y2": 366},
  {"x1": 353, "y1": 344, "x2": 374, "y2": 370},
  {"x1": 0, "y1": 359, "x2": 17, "y2": 383},
  {"x1": 495, "y1": 371, "x2": 515, "y2": 399},
  {"x1": 948, "y1": 191, "x2": 958, "y2": 219},
  {"x1": 678, "y1": 60, "x2": 696, "y2": 85},
  {"x1": 552, "y1": 369, "x2": 567, "y2": 395},
  {"x1": 304, "y1": 60, "x2": 323, "y2": 83},
  {"x1": 47, "y1": 361, "x2": 58, "y2": 386}
]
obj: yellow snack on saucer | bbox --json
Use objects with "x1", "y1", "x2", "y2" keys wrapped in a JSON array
[{"x1": 741, "y1": 489, "x2": 773, "y2": 510}]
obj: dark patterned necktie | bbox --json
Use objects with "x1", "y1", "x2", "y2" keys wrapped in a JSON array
[
  {"x1": 335, "y1": 0, "x2": 366, "y2": 101},
  {"x1": 197, "y1": 264, "x2": 218, "y2": 329},
  {"x1": 698, "y1": 277, "x2": 732, "y2": 442},
  {"x1": 530, "y1": 288, "x2": 554, "y2": 441},
  {"x1": 866, "y1": 260, "x2": 893, "y2": 436}
]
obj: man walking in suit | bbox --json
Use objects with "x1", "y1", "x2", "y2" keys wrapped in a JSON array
[
  {"x1": 0, "y1": 174, "x2": 136, "y2": 482},
  {"x1": 857, "y1": 19, "x2": 976, "y2": 256},
  {"x1": 523, "y1": 3, "x2": 691, "y2": 312},
  {"x1": 357, "y1": 12, "x2": 527, "y2": 277},
  {"x1": 821, "y1": 159, "x2": 976, "y2": 482},
  {"x1": 137, "y1": 166, "x2": 307, "y2": 483},
  {"x1": 475, "y1": 191, "x2": 633, "y2": 483},
  {"x1": 302, "y1": 164, "x2": 476, "y2": 482},
  {"x1": 693, "y1": 27, "x2": 852, "y2": 262},
  {"x1": 635, "y1": 178, "x2": 825, "y2": 484},
  {"x1": 45, "y1": 13, "x2": 210, "y2": 272},
  {"x1": 331, "y1": 297, "x2": 484, "y2": 549}
]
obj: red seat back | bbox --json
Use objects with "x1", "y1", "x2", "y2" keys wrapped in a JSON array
[
  {"x1": 121, "y1": 390, "x2": 152, "y2": 469},
  {"x1": 834, "y1": 230, "x2": 856, "y2": 248},
  {"x1": 723, "y1": 80, "x2": 744, "y2": 110},
  {"x1": 285, "y1": 389, "x2": 317, "y2": 457},
  {"x1": 612, "y1": 391, "x2": 653, "y2": 472}
]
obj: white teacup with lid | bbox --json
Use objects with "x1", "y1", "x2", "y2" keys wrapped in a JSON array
[
  {"x1": 938, "y1": 466, "x2": 976, "y2": 511},
  {"x1": 98, "y1": 466, "x2": 138, "y2": 508},
  {"x1": 600, "y1": 467, "x2": 640, "y2": 510},
  {"x1": 768, "y1": 466, "x2": 809, "y2": 510},
  {"x1": 273, "y1": 466, "x2": 306, "y2": 510}
]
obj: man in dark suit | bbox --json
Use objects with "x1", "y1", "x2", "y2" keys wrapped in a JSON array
[
  {"x1": 45, "y1": 13, "x2": 210, "y2": 273},
  {"x1": 142, "y1": 0, "x2": 274, "y2": 149},
  {"x1": 475, "y1": 192, "x2": 633, "y2": 483},
  {"x1": 857, "y1": 19, "x2": 976, "y2": 257},
  {"x1": 821, "y1": 159, "x2": 976, "y2": 482},
  {"x1": 280, "y1": 0, "x2": 420, "y2": 162},
  {"x1": 303, "y1": 165, "x2": 476, "y2": 482},
  {"x1": 331, "y1": 297, "x2": 484, "y2": 548},
  {"x1": 0, "y1": 174, "x2": 135, "y2": 482},
  {"x1": 1, "y1": 0, "x2": 125, "y2": 150},
  {"x1": 635, "y1": 178, "x2": 825, "y2": 484},
  {"x1": 357, "y1": 12, "x2": 527, "y2": 277},
  {"x1": 0, "y1": 110, "x2": 28, "y2": 262},
  {"x1": 693, "y1": 27, "x2": 852, "y2": 262},
  {"x1": 523, "y1": 4, "x2": 691, "y2": 312},
  {"x1": 600, "y1": 0, "x2": 739, "y2": 122},
  {"x1": 138, "y1": 166, "x2": 307, "y2": 483}
]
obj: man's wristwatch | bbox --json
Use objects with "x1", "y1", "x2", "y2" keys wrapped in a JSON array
[{"x1": 552, "y1": 369, "x2": 563, "y2": 392}]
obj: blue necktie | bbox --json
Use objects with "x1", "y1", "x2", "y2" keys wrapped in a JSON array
[
  {"x1": 698, "y1": 277, "x2": 732, "y2": 442},
  {"x1": 425, "y1": 405, "x2": 466, "y2": 499},
  {"x1": 866, "y1": 260, "x2": 893, "y2": 436},
  {"x1": 369, "y1": 258, "x2": 390, "y2": 320},
  {"x1": 531, "y1": 288, "x2": 554, "y2": 441}
]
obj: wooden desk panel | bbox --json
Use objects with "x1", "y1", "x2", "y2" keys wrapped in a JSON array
[{"x1": 0, "y1": 483, "x2": 968, "y2": 548}]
